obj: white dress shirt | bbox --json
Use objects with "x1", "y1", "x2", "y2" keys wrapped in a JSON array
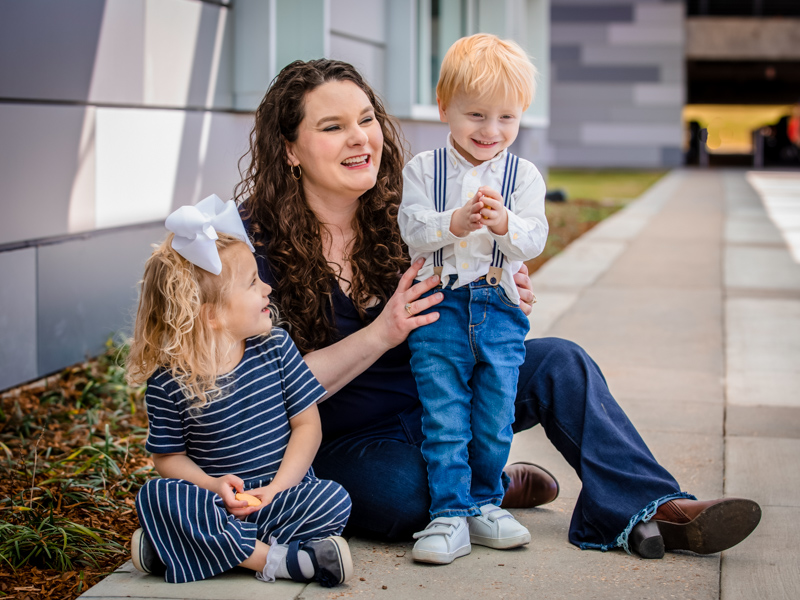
[{"x1": 399, "y1": 135, "x2": 548, "y2": 303}]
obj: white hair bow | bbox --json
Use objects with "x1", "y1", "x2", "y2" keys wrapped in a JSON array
[{"x1": 165, "y1": 194, "x2": 255, "y2": 275}]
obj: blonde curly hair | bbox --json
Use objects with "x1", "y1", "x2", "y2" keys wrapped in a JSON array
[{"x1": 126, "y1": 233, "x2": 248, "y2": 411}]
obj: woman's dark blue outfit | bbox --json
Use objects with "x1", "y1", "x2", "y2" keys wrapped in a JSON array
[{"x1": 253, "y1": 245, "x2": 692, "y2": 552}]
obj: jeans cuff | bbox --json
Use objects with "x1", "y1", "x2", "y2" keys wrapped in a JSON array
[
  {"x1": 578, "y1": 491, "x2": 697, "y2": 553},
  {"x1": 430, "y1": 506, "x2": 482, "y2": 519}
]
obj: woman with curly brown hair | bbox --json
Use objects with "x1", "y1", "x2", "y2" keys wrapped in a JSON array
[{"x1": 237, "y1": 59, "x2": 761, "y2": 558}]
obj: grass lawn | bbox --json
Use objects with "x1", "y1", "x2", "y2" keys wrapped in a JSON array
[
  {"x1": 0, "y1": 168, "x2": 667, "y2": 599},
  {"x1": 526, "y1": 168, "x2": 666, "y2": 274}
]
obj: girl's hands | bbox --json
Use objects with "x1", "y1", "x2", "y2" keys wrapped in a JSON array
[
  {"x1": 371, "y1": 259, "x2": 442, "y2": 350},
  {"x1": 214, "y1": 474, "x2": 254, "y2": 516},
  {"x1": 225, "y1": 484, "x2": 280, "y2": 518}
]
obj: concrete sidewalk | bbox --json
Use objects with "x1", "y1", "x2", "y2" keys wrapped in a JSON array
[{"x1": 81, "y1": 169, "x2": 800, "y2": 600}]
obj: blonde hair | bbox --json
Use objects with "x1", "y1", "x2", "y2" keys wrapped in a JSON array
[
  {"x1": 436, "y1": 33, "x2": 537, "y2": 111},
  {"x1": 126, "y1": 233, "x2": 248, "y2": 411}
]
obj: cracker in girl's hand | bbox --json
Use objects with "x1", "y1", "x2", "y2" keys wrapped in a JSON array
[{"x1": 236, "y1": 492, "x2": 262, "y2": 507}]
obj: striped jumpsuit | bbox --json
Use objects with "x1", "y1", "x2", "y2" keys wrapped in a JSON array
[{"x1": 136, "y1": 328, "x2": 351, "y2": 583}]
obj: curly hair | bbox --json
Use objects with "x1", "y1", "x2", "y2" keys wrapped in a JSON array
[
  {"x1": 237, "y1": 59, "x2": 409, "y2": 354},
  {"x1": 126, "y1": 233, "x2": 249, "y2": 411}
]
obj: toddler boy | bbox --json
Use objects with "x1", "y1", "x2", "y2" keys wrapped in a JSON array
[{"x1": 398, "y1": 33, "x2": 548, "y2": 565}]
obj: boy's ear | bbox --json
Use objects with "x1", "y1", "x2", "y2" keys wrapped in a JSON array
[{"x1": 437, "y1": 97, "x2": 448, "y2": 123}]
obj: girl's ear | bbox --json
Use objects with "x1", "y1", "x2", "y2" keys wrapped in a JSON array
[{"x1": 202, "y1": 303, "x2": 223, "y2": 331}]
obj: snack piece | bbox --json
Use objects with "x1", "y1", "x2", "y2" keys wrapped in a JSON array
[{"x1": 235, "y1": 492, "x2": 262, "y2": 507}]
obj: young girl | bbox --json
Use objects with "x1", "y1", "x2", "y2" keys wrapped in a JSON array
[{"x1": 125, "y1": 195, "x2": 353, "y2": 587}]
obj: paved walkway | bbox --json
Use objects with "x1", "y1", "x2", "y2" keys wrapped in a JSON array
[{"x1": 80, "y1": 169, "x2": 800, "y2": 600}]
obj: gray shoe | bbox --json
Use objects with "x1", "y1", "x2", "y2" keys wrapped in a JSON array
[
  {"x1": 131, "y1": 528, "x2": 166, "y2": 576},
  {"x1": 288, "y1": 536, "x2": 353, "y2": 587}
]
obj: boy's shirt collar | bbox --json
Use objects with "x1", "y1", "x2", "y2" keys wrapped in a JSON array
[{"x1": 446, "y1": 133, "x2": 508, "y2": 171}]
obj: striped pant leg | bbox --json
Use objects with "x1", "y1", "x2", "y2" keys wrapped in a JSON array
[
  {"x1": 135, "y1": 478, "x2": 258, "y2": 584},
  {"x1": 249, "y1": 477, "x2": 352, "y2": 544}
]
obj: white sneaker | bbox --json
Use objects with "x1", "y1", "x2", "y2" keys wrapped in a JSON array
[
  {"x1": 468, "y1": 504, "x2": 531, "y2": 549},
  {"x1": 411, "y1": 517, "x2": 471, "y2": 564}
]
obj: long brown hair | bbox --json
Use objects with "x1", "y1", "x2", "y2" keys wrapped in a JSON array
[{"x1": 237, "y1": 59, "x2": 408, "y2": 354}]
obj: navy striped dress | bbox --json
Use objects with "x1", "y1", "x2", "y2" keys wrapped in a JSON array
[{"x1": 135, "y1": 328, "x2": 351, "y2": 583}]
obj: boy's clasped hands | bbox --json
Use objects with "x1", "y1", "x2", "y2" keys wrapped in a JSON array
[{"x1": 449, "y1": 186, "x2": 509, "y2": 237}]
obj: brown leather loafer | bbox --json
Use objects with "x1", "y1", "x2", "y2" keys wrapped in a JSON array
[
  {"x1": 654, "y1": 497, "x2": 761, "y2": 555},
  {"x1": 500, "y1": 462, "x2": 559, "y2": 509}
]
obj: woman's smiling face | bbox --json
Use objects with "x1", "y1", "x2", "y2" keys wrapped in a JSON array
[{"x1": 285, "y1": 80, "x2": 384, "y2": 205}]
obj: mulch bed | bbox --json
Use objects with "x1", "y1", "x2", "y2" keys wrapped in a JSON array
[{"x1": 0, "y1": 359, "x2": 150, "y2": 600}]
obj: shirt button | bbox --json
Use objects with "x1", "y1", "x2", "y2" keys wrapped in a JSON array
[
  {"x1": 462, "y1": 262, "x2": 469, "y2": 269},
  {"x1": 491, "y1": 164, "x2": 497, "y2": 171},
  {"x1": 460, "y1": 241, "x2": 467, "y2": 248},
  {"x1": 513, "y1": 233, "x2": 519, "y2": 240},
  {"x1": 436, "y1": 230, "x2": 442, "y2": 237},
  {"x1": 471, "y1": 170, "x2": 477, "y2": 177}
]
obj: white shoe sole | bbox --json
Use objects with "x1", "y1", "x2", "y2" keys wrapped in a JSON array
[
  {"x1": 412, "y1": 542, "x2": 472, "y2": 564},
  {"x1": 326, "y1": 536, "x2": 354, "y2": 584},
  {"x1": 470, "y1": 531, "x2": 531, "y2": 549}
]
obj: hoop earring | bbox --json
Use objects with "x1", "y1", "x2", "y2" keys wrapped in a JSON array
[{"x1": 290, "y1": 164, "x2": 302, "y2": 180}]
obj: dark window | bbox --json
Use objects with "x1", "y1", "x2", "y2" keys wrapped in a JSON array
[{"x1": 688, "y1": 0, "x2": 800, "y2": 16}]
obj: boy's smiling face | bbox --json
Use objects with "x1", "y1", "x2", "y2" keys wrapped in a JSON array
[{"x1": 438, "y1": 91, "x2": 524, "y2": 166}]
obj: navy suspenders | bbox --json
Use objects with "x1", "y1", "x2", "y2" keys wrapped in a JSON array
[{"x1": 432, "y1": 148, "x2": 519, "y2": 286}]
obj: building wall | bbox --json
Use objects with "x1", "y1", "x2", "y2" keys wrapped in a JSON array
[
  {"x1": 0, "y1": 0, "x2": 551, "y2": 391},
  {"x1": 0, "y1": 0, "x2": 250, "y2": 390},
  {"x1": 548, "y1": 0, "x2": 684, "y2": 167}
]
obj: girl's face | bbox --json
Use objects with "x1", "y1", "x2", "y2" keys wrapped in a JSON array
[
  {"x1": 216, "y1": 243, "x2": 273, "y2": 341},
  {"x1": 285, "y1": 80, "x2": 384, "y2": 206}
]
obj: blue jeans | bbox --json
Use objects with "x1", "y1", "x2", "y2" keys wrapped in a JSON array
[
  {"x1": 406, "y1": 278, "x2": 529, "y2": 518},
  {"x1": 312, "y1": 337, "x2": 691, "y2": 550}
]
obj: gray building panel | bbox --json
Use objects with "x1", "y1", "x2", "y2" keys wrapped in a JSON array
[
  {"x1": 551, "y1": 45, "x2": 582, "y2": 61},
  {"x1": 609, "y1": 105, "x2": 682, "y2": 123},
  {"x1": 551, "y1": 83, "x2": 635, "y2": 104},
  {"x1": 330, "y1": 0, "x2": 386, "y2": 46},
  {"x1": 36, "y1": 224, "x2": 165, "y2": 377},
  {"x1": 550, "y1": 105, "x2": 613, "y2": 126},
  {"x1": 185, "y1": 2, "x2": 235, "y2": 109},
  {"x1": 553, "y1": 143, "x2": 661, "y2": 167},
  {"x1": 550, "y1": 24, "x2": 610, "y2": 44},
  {"x1": 581, "y1": 43, "x2": 684, "y2": 66},
  {"x1": 555, "y1": 65, "x2": 661, "y2": 83},
  {"x1": 660, "y1": 146, "x2": 683, "y2": 167},
  {"x1": 0, "y1": 248, "x2": 38, "y2": 391},
  {"x1": 330, "y1": 34, "x2": 387, "y2": 99},
  {"x1": 548, "y1": 124, "x2": 585, "y2": 143},
  {"x1": 0, "y1": 0, "x2": 104, "y2": 102},
  {"x1": 170, "y1": 111, "x2": 254, "y2": 210},
  {"x1": 0, "y1": 103, "x2": 87, "y2": 245},
  {"x1": 552, "y1": 5, "x2": 634, "y2": 23}
]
